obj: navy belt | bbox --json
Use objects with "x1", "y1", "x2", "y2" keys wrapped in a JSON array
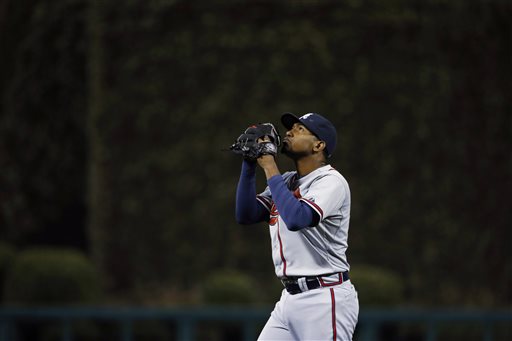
[{"x1": 281, "y1": 271, "x2": 349, "y2": 295}]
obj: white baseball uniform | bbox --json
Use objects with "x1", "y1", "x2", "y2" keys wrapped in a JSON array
[{"x1": 256, "y1": 165, "x2": 359, "y2": 341}]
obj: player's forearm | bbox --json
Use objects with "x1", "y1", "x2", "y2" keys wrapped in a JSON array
[
  {"x1": 262, "y1": 163, "x2": 280, "y2": 179},
  {"x1": 235, "y1": 160, "x2": 267, "y2": 224},
  {"x1": 257, "y1": 155, "x2": 280, "y2": 179}
]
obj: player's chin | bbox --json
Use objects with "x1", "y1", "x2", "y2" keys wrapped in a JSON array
[
  {"x1": 282, "y1": 146, "x2": 309, "y2": 160},
  {"x1": 281, "y1": 145, "x2": 298, "y2": 159}
]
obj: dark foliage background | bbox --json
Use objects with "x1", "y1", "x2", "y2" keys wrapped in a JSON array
[{"x1": 1, "y1": 0, "x2": 510, "y2": 308}]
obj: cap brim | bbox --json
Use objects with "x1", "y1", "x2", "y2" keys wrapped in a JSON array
[{"x1": 281, "y1": 112, "x2": 301, "y2": 130}]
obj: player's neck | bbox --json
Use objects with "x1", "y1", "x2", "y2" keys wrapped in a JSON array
[{"x1": 295, "y1": 157, "x2": 327, "y2": 177}]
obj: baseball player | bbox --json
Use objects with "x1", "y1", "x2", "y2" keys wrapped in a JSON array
[{"x1": 232, "y1": 113, "x2": 359, "y2": 340}]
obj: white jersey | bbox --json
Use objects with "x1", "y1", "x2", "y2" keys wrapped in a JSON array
[{"x1": 256, "y1": 164, "x2": 351, "y2": 278}]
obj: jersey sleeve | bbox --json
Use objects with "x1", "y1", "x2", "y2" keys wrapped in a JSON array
[
  {"x1": 299, "y1": 174, "x2": 347, "y2": 221},
  {"x1": 256, "y1": 186, "x2": 273, "y2": 212}
]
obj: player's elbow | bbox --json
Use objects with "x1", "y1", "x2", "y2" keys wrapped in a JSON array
[
  {"x1": 285, "y1": 220, "x2": 308, "y2": 231},
  {"x1": 283, "y1": 212, "x2": 315, "y2": 231},
  {"x1": 235, "y1": 212, "x2": 257, "y2": 225},
  {"x1": 287, "y1": 225, "x2": 307, "y2": 232}
]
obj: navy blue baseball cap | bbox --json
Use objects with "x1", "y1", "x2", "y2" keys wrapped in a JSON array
[{"x1": 281, "y1": 112, "x2": 337, "y2": 158}]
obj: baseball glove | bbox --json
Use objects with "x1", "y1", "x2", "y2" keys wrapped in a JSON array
[{"x1": 230, "y1": 123, "x2": 281, "y2": 161}]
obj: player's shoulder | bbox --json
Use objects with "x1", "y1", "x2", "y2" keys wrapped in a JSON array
[
  {"x1": 315, "y1": 165, "x2": 349, "y2": 186},
  {"x1": 318, "y1": 165, "x2": 344, "y2": 179}
]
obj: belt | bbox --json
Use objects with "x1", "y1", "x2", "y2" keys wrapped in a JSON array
[{"x1": 281, "y1": 271, "x2": 349, "y2": 295}]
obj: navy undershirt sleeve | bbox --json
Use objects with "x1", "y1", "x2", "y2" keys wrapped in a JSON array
[
  {"x1": 235, "y1": 160, "x2": 269, "y2": 224},
  {"x1": 267, "y1": 175, "x2": 320, "y2": 231}
]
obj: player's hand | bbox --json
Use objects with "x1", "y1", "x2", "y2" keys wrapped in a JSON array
[{"x1": 256, "y1": 137, "x2": 280, "y2": 178}]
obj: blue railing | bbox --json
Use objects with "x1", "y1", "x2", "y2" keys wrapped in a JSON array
[
  {"x1": 0, "y1": 307, "x2": 510, "y2": 341},
  {"x1": 358, "y1": 309, "x2": 511, "y2": 341}
]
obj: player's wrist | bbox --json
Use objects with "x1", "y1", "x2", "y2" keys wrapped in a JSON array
[{"x1": 262, "y1": 162, "x2": 280, "y2": 179}]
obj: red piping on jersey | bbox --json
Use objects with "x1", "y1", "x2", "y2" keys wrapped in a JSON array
[
  {"x1": 330, "y1": 288, "x2": 337, "y2": 341},
  {"x1": 293, "y1": 188, "x2": 324, "y2": 219},
  {"x1": 300, "y1": 198, "x2": 324, "y2": 219},
  {"x1": 277, "y1": 219, "x2": 287, "y2": 276},
  {"x1": 269, "y1": 203, "x2": 279, "y2": 226}
]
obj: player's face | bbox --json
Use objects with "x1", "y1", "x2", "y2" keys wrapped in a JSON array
[{"x1": 282, "y1": 123, "x2": 321, "y2": 158}]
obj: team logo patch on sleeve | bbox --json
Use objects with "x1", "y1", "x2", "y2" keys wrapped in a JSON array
[{"x1": 269, "y1": 203, "x2": 279, "y2": 226}]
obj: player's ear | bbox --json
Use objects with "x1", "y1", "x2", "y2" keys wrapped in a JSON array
[{"x1": 313, "y1": 140, "x2": 326, "y2": 153}]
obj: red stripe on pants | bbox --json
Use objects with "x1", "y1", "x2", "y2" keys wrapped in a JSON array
[{"x1": 330, "y1": 288, "x2": 337, "y2": 340}]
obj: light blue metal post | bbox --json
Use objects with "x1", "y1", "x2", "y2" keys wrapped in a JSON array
[
  {"x1": 120, "y1": 319, "x2": 133, "y2": 341},
  {"x1": 61, "y1": 319, "x2": 72, "y2": 341},
  {"x1": 243, "y1": 321, "x2": 257, "y2": 341},
  {"x1": 358, "y1": 322, "x2": 378, "y2": 341},
  {"x1": 425, "y1": 321, "x2": 438, "y2": 341},
  {"x1": 176, "y1": 319, "x2": 195, "y2": 341},
  {"x1": 482, "y1": 321, "x2": 493, "y2": 341}
]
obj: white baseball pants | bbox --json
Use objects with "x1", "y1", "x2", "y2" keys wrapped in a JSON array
[{"x1": 258, "y1": 280, "x2": 359, "y2": 341}]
